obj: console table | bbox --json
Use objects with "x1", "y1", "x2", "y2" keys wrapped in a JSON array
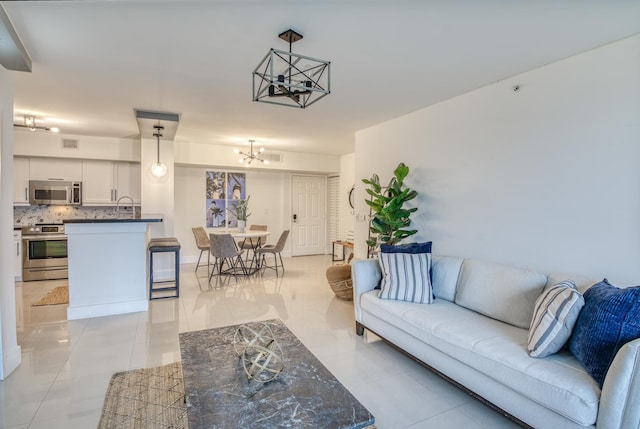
[{"x1": 332, "y1": 240, "x2": 354, "y2": 262}]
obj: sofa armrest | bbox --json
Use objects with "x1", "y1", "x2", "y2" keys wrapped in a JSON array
[
  {"x1": 597, "y1": 338, "x2": 640, "y2": 429},
  {"x1": 351, "y1": 259, "x2": 381, "y2": 324}
]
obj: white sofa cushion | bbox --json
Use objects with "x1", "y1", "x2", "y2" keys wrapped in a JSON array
[
  {"x1": 359, "y1": 291, "x2": 600, "y2": 426},
  {"x1": 528, "y1": 280, "x2": 585, "y2": 358},
  {"x1": 546, "y1": 272, "x2": 598, "y2": 294},
  {"x1": 455, "y1": 259, "x2": 547, "y2": 329},
  {"x1": 431, "y1": 255, "x2": 463, "y2": 302}
]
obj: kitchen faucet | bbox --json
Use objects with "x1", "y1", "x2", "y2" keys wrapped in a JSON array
[{"x1": 116, "y1": 195, "x2": 135, "y2": 219}]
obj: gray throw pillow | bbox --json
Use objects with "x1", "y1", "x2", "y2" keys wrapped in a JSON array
[{"x1": 528, "y1": 280, "x2": 585, "y2": 358}]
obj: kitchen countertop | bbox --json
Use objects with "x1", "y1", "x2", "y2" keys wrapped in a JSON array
[{"x1": 62, "y1": 218, "x2": 162, "y2": 224}]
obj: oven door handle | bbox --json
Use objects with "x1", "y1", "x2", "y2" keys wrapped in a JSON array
[
  {"x1": 23, "y1": 235, "x2": 68, "y2": 240},
  {"x1": 24, "y1": 266, "x2": 68, "y2": 273}
]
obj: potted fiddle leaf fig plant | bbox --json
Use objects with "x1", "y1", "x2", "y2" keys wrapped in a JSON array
[
  {"x1": 227, "y1": 196, "x2": 251, "y2": 232},
  {"x1": 363, "y1": 162, "x2": 418, "y2": 250}
]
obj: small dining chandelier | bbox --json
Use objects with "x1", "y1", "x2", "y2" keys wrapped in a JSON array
[
  {"x1": 150, "y1": 125, "x2": 167, "y2": 177},
  {"x1": 234, "y1": 140, "x2": 269, "y2": 166},
  {"x1": 252, "y1": 29, "x2": 331, "y2": 109}
]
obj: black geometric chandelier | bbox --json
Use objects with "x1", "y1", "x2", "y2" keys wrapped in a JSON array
[{"x1": 252, "y1": 29, "x2": 331, "y2": 109}]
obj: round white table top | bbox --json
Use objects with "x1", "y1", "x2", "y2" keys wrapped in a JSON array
[{"x1": 209, "y1": 229, "x2": 270, "y2": 239}]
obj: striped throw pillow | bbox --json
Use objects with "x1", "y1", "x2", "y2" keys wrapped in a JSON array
[
  {"x1": 528, "y1": 280, "x2": 585, "y2": 358},
  {"x1": 378, "y1": 252, "x2": 432, "y2": 304}
]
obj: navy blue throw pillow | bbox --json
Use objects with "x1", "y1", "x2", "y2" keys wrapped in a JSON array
[
  {"x1": 569, "y1": 279, "x2": 640, "y2": 387},
  {"x1": 380, "y1": 242, "x2": 432, "y2": 254}
]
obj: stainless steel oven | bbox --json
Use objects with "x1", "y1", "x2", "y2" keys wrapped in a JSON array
[{"x1": 21, "y1": 224, "x2": 68, "y2": 281}]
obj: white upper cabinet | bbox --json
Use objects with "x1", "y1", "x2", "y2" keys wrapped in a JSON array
[
  {"x1": 13, "y1": 157, "x2": 141, "y2": 206},
  {"x1": 13, "y1": 157, "x2": 30, "y2": 205},
  {"x1": 82, "y1": 160, "x2": 141, "y2": 206},
  {"x1": 115, "y1": 162, "x2": 141, "y2": 204},
  {"x1": 82, "y1": 160, "x2": 116, "y2": 205},
  {"x1": 29, "y1": 158, "x2": 82, "y2": 181}
]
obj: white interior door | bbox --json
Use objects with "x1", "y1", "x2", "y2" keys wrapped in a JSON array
[{"x1": 291, "y1": 175, "x2": 326, "y2": 256}]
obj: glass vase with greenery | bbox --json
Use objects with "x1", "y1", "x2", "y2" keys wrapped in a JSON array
[{"x1": 362, "y1": 162, "x2": 418, "y2": 249}]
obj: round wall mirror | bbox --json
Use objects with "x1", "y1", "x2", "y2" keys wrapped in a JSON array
[{"x1": 348, "y1": 185, "x2": 355, "y2": 209}]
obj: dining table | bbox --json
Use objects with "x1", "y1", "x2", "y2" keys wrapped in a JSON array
[{"x1": 209, "y1": 229, "x2": 270, "y2": 274}]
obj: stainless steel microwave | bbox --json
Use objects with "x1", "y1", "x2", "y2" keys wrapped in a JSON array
[{"x1": 29, "y1": 180, "x2": 82, "y2": 205}]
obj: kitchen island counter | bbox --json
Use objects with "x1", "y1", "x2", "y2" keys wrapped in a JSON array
[
  {"x1": 64, "y1": 219, "x2": 162, "y2": 320},
  {"x1": 63, "y1": 218, "x2": 162, "y2": 224}
]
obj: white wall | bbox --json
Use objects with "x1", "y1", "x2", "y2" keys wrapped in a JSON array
[
  {"x1": 339, "y1": 153, "x2": 355, "y2": 240},
  {"x1": 14, "y1": 132, "x2": 140, "y2": 161},
  {"x1": 14, "y1": 131, "x2": 341, "y2": 174},
  {"x1": 0, "y1": 66, "x2": 21, "y2": 379},
  {"x1": 175, "y1": 141, "x2": 340, "y2": 174},
  {"x1": 355, "y1": 34, "x2": 640, "y2": 286},
  {"x1": 174, "y1": 166, "x2": 292, "y2": 263}
]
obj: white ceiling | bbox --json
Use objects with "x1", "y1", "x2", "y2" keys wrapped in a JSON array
[{"x1": 3, "y1": 1, "x2": 640, "y2": 156}]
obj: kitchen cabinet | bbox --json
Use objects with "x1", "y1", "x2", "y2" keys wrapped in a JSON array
[
  {"x1": 13, "y1": 230, "x2": 22, "y2": 281},
  {"x1": 115, "y1": 162, "x2": 141, "y2": 204},
  {"x1": 13, "y1": 157, "x2": 30, "y2": 206},
  {"x1": 82, "y1": 160, "x2": 140, "y2": 206},
  {"x1": 82, "y1": 160, "x2": 115, "y2": 205},
  {"x1": 29, "y1": 158, "x2": 82, "y2": 181}
]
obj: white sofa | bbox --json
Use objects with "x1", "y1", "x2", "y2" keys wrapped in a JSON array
[{"x1": 352, "y1": 255, "x2": 640, "y2": 428}]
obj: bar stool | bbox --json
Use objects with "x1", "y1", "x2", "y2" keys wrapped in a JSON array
[{"x1": 148, "y1": 237, "x2": 181, "y2": 300}]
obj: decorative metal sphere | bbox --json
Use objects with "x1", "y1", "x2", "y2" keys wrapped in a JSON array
[
  {"x1": 232, "y1": 322, "x2": 275, "y2": 357},
  {"x1": 241, "y1": 339, "x2": 284, "y2": 383}
]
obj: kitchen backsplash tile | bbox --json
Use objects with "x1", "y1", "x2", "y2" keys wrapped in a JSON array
[{"x1": 14, "y1": 205, "x2": 140, "y2": 226}]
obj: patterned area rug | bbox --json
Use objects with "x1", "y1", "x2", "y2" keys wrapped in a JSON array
[
  {"x1": 32, "y1": 286, "x2": 69, "y2": 306},
  {"x1": 98, "y1": 362, "x2": 188, "y2": 429}
]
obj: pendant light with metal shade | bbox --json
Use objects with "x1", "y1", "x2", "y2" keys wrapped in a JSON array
[{"x1": 150, "y1": 125, "x2": 167, "y2": 178}]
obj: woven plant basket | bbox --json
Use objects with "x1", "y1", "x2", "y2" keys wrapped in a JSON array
[
  {"x1": 329, "y1": 279, "x2": 354, "y2": 300},
  {"x1": 326, "y1": 264, "x2": 353, "y2": 301}
]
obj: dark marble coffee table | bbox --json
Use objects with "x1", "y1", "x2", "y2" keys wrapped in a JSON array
[{"x1": 179, "y1": 319, "x2": 375, "y2": 429}]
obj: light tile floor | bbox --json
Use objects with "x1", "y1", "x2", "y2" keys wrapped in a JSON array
[{"x1": 1, "y1": 255, "x2": 521, "y2": 429}]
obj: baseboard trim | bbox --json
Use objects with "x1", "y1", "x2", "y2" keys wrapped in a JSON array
[{"x1": 67, "y1": 299, "x2": 148, "y2": 320}]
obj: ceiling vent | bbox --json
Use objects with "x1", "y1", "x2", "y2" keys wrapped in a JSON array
[
  {"x1": 61, "y1": 138, "x2": 79, "y2": 149},
  {"x1": 261, "y1": 153, "x2": 282, "y2": 163}
]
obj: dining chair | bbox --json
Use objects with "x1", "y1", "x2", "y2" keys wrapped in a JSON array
[
  {"x1": 209, "y1": 233, "x2": 247, "y2": 282},
  {"x1": 255, "y1": 230, "x2": 289, "y2": 276},
  {"x1": 192, "y1": 227, "x2": 210, "y2": 274},
  {"x1": 238, "y1": 224, "x2": 268, "y2": 261}
]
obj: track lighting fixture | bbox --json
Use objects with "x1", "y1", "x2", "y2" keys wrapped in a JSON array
[{"x1": 14, "y1": 115, "x2": 59, "y2": 133}]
